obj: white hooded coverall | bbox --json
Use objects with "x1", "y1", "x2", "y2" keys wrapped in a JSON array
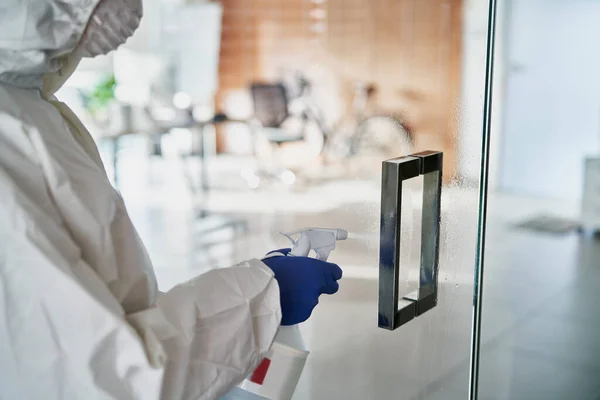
[{"x1": 0, "y1": 1, "x2": 282, "y2": 399}]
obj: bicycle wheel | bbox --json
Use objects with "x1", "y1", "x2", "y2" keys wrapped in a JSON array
[{"x1": 350, "y1": 115, "x2": 413, "y2": 158}]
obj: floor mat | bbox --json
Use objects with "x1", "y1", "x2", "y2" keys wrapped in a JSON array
[{"x1": 515, "y1": 214, "x2": 581, "y2": 234}]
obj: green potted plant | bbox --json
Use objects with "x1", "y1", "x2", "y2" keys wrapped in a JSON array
[{"x1": 83, "y1": 74, "x2": 117, "y2": 129}]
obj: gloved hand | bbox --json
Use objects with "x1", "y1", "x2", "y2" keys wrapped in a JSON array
[{"x1": 263, "y1": 249, "x2": 343, "y2": 326}]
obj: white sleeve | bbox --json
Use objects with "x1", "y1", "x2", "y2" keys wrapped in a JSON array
[
  {"x1": 0, "y1": 170, "x2": 165, "y2": 400},
  {"x1": 0, "y1": 167, "x2": 281, "y2": 400},
  {"x1": 157, "y1": 261, "x2": 281, "y2": 400}
]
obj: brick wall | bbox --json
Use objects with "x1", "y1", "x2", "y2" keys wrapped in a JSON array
[{"x1": 216, "y1": 0, "x2": 462, "y2": 178}]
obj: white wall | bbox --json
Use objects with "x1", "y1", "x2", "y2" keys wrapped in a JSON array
[
  {"x1": 164, "y1": 2, "x2": 223, "y2": 105},
  {"x1": 498, "y1": 0, "x2": 600, "y2": 201}
]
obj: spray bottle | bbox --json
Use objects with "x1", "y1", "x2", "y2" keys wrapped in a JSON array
[
  {"x1": 222, "y1": 228, "x2": 347, "y2": 400},
  {"x1": 281, "y1": 227, "x2": 348, "y2": 260}
]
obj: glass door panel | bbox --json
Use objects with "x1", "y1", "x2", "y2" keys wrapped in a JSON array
[
  {"x1": 476, "y1": 0, "x2": 600, "y2": 399},
  {"x1": 267, "y1": 0, "x2": 497, "y2": 399}
]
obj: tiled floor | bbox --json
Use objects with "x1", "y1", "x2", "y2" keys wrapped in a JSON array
[{"x1": 108, "y1": 143, "x2": 600, "y2": 399}]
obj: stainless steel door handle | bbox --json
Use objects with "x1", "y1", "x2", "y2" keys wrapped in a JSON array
[{"x1": 378, "y1": 151, "x2": 442, "y2": 331}]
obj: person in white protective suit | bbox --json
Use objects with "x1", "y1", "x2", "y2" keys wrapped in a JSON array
[{"x1": 0, "y1": 1, "x2": 343, "y2": 399}]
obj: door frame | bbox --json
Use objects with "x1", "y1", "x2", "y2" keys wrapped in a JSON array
[{"x1": 468, "y1": 0, "x2": 500, "y2": 398}]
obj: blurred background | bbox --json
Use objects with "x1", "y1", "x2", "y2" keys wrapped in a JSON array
[{"x1": 56, "y1": 0, "x2": 600, "y2": 398}]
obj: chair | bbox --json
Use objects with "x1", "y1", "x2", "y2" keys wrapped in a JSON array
[{"x1": 246, "y1": 83, "x2": 305, "y2": 187}]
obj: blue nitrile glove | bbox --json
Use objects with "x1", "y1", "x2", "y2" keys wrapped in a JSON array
[{"x1": 263, "y1": 248, "x2": 343, "y2": 326}]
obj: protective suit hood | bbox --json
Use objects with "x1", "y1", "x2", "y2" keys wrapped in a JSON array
[{"x1": 0, "y1": 0, "x2": 101, "y2": 92}]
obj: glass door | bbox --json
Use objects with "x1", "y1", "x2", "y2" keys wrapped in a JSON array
[
  {"x1": 474, "y1": 0, "x2": 600, "y2": 398},
  {"x1": 196, "y1": 0, "x2": 499, "y2": 397},
  {"x1": 269, "y1": 0, "x2": 500, "y2": 399}
]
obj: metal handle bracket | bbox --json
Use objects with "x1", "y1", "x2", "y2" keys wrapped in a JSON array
[{"x1": 378, "y1": 151, "x2": 442, "y2": 331}]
